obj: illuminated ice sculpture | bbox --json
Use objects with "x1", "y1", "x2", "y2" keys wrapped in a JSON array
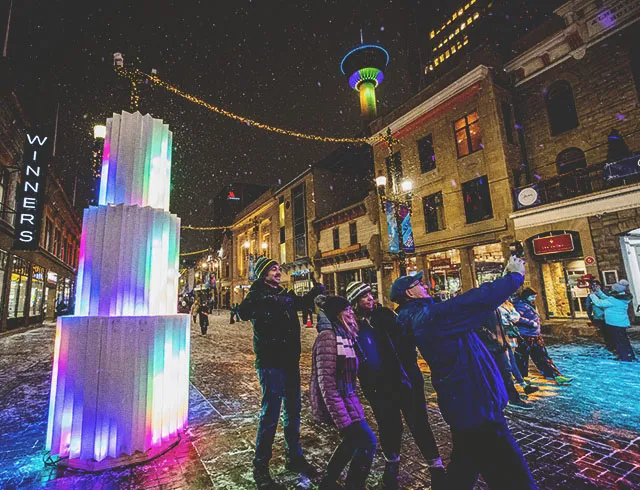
[{"x1": 46, "y1": 111, "x2": 190, "y2": 468}]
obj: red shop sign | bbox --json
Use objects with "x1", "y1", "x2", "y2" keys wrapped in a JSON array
[{"x1": 533, "y1": 234, "x2": 575, "y2": 255}]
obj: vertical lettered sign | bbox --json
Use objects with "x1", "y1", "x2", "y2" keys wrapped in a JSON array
[{"x1": 13, "y1": 131, "x2": 52, "y2": 250}]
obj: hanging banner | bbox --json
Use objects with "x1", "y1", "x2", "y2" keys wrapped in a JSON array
[
  {"x1": 386, "y1": 201, "x2": 399, "y2": 253},
  {"x1": 13, "y1": 131, "x2": 52, "y2": 250},
  {"x1": 399, "y1": 205, "x2": 415, "y2": 253}
]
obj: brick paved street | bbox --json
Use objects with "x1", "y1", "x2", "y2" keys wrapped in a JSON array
[{"x1": 0, "y1": 315, "x2": 639, "y2": 489}]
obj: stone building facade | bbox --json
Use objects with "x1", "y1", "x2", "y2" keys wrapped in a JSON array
[
  {"x1": 506, "y1": 0, "x2": 640, "y2": 321},
  {"x1": 369, "y1": 64, "x2": 520, "y2": 304}
]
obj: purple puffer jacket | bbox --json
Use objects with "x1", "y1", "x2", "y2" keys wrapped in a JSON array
[{"x1": 310, "y1": 313, "x2": 365, "y2": 431}]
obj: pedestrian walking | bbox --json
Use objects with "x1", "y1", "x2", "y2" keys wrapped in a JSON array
[
  {"x1": 513, "y1": 289, "x2": 573, "y2": 385},
  {"x1": 393, "y1": 257, "x2": 538, "y2": 490},
  {"x1": 346, "y1": 281, "x2": 447, "y2": 489},
  {"x1": 198, "y1": 301, "x2": 209, "y2": 335},
  {"x1": 588, "y1": 280, "x2": 636, "y2": 361},
  {"x1": 498, "y1": 301, "x2": 538, "y2": 395},
  {"x1": 238, "y1": 256, "x2": 323, "y2": 490},
  {"x1": 478, "y1": 308, "x2": 533, "y2": 411},
  {"x1": 586, "y1": 281, "x2": 616, "y2": 353},
  {"x1": 310, "y1": 295, "x2": 376, "y2": 490},
  {"x1": 229, "y1": 303, "x2": 237, "y2": 324},
  {"x1": 191, "y1": 299, "x2": 199, "y2": 326}
]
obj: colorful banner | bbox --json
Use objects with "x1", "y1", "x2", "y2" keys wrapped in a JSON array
[
  {"x1": 386, "y1": 201, "x2": 399, "y2": 253},
  {"x1": 399, "y1": 205, "x2": 415, "y2": 253}
]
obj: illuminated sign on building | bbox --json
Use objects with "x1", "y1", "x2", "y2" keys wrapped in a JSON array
[
  {"x1": 533, "y1": 234, "x2": 575, "y2": 255},
  {"x1": 13, "y1": 132, "x2": 52, "y2": 250}
]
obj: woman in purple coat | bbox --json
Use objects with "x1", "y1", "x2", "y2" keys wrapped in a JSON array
[{"x1": 310, "y1": 295, "x2": 376, "y2": 490}]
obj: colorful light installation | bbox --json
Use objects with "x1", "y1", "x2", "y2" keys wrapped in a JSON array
[{"x1": 46, "y1": 111, "x2": 190, "y2": 466}]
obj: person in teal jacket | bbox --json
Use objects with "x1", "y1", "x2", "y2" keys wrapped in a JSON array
[
  {"x1": 585, "y1": 281, "x2": 615, "y2": 352},
  {"x1": 588, "y1": 280, "x2": 636, "y2": 362}
]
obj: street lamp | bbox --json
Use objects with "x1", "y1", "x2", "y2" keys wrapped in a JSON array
[
  {"x1": 375, "y1": 128, "x2": 413, "y2": 276},
  {"x1": 94, "y1": 125, "x2": 106, "y2": 139}
]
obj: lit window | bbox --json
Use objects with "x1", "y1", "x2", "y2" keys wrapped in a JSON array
[
  {"x1": 454, "y1": 111, "x2": 482, "y2": 157},
  {"x1": 423, "y1": 192, "x2": 445, "y2": 233},
  {"x1": 440, "y1": 54, "x2": 445, "y2": 62},
  {"x1": 434, "y1": 59, "x2": 439, "y2": 66},
  {"x1": 449, "y1": 33, "x2": 454, "y2": 40},
  {"x1": 455, "y1": 28, "x2": 460, "y2": 35},
  {"x1": 465, "y1": 3, "x2": 470, "y2": 9},
  {"x1": 447, "y1": 19, "x2": 452, "y2": 25},
  {"x1": 418, "y1": 134, "x2": 437, "y2": 173},
  {"x1": 444, "y1": 38, "x2": 448, "y2": 44},
  {"x1": 446, "y1": 50, "x2": 450, "y2": 58},
  {"x1": 464, "y1": 38, "x2": 469, "y2": 45},
  {"x1": 468, "y1": 16, "x2": 473, "y2": 23},
  {"x1": 458, "y1": 9, "x2": 463, "y2": 15},
  {"x1": 462, "y1": 176, "x2": 493, "y2": 224},
  {"x1": 471, "y1": 0, "x2": 476, "y2": 4}
]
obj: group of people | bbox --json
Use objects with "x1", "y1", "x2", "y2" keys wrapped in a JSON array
[
  {"x1": 238, "y1": 254, "x2": 557, "y2": 490},
  {"x1": 586, "y1": 278, "x2": 637, "y2": 361}
]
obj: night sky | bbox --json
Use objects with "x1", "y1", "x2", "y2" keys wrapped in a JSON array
[{"x1": 1, "y1": 0, "x2": 555, "y2": 254}]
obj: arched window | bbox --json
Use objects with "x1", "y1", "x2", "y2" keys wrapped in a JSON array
[
  {"x1": 556, "y1": 147, "x2": 586, "y2": 174},
  {"x1": 545, "y1": 81, "x2": 579, "y2": 135}
]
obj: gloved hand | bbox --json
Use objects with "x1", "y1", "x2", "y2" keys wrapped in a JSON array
[
  {"x1": 505, "y1": 256, "x2": 526, "y2": 276},
  {"x1": 310, "y1": 282, "x2": 325, "y2": 296}
]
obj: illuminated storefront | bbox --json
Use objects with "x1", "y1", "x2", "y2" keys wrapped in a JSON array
[
  {"x1": 425, "y1": 249, "x2": 462, "y2": 299},
  {"x1": 473, "y1": 243, "x2": 505, "y2": 286}
]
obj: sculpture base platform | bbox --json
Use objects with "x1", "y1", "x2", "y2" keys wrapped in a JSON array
[
  {"x1": 56, "y1": 436, "x2": 181, "y2": 472},
  {"x1": 46, "y1": 314, "x2": 190, "y2": 463}
]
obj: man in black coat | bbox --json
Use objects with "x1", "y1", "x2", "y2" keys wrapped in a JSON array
[
  {"x1": 346, "y1": 281, "x2": 446, "y2": 490},
  {"x1": 239, "y1": 256, "x2": 323, "y2": 490}
]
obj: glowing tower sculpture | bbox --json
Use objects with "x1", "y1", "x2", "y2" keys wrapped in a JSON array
[
  {"x1": 340, "y1": 44, "x2": 389, "y2": 125},
  {"x1": 46, "y1": 111, "x2": 190, "y2": 469}
]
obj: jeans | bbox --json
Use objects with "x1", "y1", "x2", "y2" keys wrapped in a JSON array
[
  {"x1": 493, "y1": 351, "x2": 521, "y2": 403},
  {"x1": 326, "y1": 420, "x2": 377, "y2": 488},
  {"x1": 367, "y1": 378, "x2": 440, "y2": 462},
  {"x1": 506, "y1": 346, "x2": 525, "y2": 384},
  {"x1": 515, "y1": 335, "x2": 561, "y2": 379},
  {"x1": 607, "y1": 325, "x2": 637, "y2": 361},
  {"x1": 447, "y1": 420, "x2": 538, "y2": 490},
  {"x1": 254, "y1": 367, "x2": 303, "y2": 466}
]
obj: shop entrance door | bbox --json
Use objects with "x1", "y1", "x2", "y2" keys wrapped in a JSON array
[
  {"x1": 620, "y1": 229, "x2": 640, "y2": 319},
  {"x1": 541, "y1": 259, "x2": 587, "y2": 318}
]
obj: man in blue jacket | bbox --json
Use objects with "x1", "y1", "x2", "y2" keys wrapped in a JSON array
[{"x1": 392, "y1": 256, "x2": 537, "y2": 490}]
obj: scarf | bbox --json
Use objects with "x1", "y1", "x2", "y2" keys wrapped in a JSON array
[{"x1": 334, "y1": 323, "x2": 359, "y2": 397}]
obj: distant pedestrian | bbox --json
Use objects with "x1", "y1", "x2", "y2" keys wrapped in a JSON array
[
  {"x1": 190, "y1": 300, "x2": 199, "y2": 325},
  {"x1": 513, "y1": 289, "x2": 573, "y2": 385},
  {"x1": 498, "y1": 301, "x2": 538, "y2": 395},
  {"x1": 311, "y1": 295, "x2": 376, "y2": 490},
  {"x1": 198, "y1": 302, "x2": 209, "y2": 335},
  {"x1": 478, "y1": 308, "x2": 533, "y2": 411},
  {"x1": 239, "y1": 256, "x2": 323, "y2": 489},
  {"x1": 588, "y1": 280, "x2": 636, "y2": 362},
  {"x1": 393, "y1": 257, "x2": 538, "y2": 490},
  {"x1": 347, "y1": 281, "x2": 446, "y2": 489},
  {"x1": 229, "y1": 303, "x2": 237, "y2": 324},
  {"x1": 586, "y1": 281, "x2": 616, "y2": 353}
]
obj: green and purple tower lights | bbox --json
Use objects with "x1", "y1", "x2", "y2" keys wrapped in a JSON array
[{"x1": 340, "y1": 44, "x2": 389, "y2": 125}]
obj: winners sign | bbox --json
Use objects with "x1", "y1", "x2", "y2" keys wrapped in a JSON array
[{"x1": 13, "y1": 131, "x2": 52, "y2": 250}]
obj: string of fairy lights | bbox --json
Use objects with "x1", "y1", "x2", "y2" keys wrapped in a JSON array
[{"x1": 116, "y1": 66, "x2": 374, "y2": 144}]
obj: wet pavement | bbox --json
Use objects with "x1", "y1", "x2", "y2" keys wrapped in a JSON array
[{"x1": 0, "y1": 314, "x2": 638, "y2": 489}]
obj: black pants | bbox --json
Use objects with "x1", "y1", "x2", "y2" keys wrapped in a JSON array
[
  {"x1": 199, "y1": 316, "x2": 208, "y2": 334},
  {"x1": 448, "y1": 420, "x2": 538, "y2": 490},
  {"x1": 366, "y1": 373, "x2": 440, "y2": 462},
  {"x1": 493, "y1": 351, "x2": 521, "y2": 403},
  {"x1": 515, "y1": 335, "x2": 561, "y2": 379},
  {"x1": 327, "y1": 420, "x2": 376, "y2": 488},
  {"x1": 593, "y1": 319, "x2": 616, "y2": 352},
  {"x1": 606, "y1": 325, "x2": 637, "y2": 361}
]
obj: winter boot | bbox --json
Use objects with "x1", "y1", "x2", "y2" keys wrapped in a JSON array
[
  {"x1": 285, "y1": 455, "x2": 318, "y2": 477},
  {"x1": 507, "y1": 399, "x2": 534, "y2": 411},
  {"x1": 523, "y1": 384, "x2": 539, "y2": 395},
  {"x1": 428, "y1": 466, "x2": 448, "y2": 490},
  {"x1": 382, "y1": 461, "x2": 399, "y2": 490},
  {"x1": 345, "y1": 448, "x2": 374, "y2": 490},
  {"x1": 253, "y1": 464, "x2": 286, "y2": 490},
  {"x1": 319, "y1": 475, "x2": 345, "y2": 490},
  {"x1": 554, "y1": 375, "x2": 573, "y2": 385}
]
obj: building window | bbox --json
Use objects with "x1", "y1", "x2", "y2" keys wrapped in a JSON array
[
  {"x1": 292, "y1": 184, "x2": 307, "y2": 258},
  {"x1": 8, "y1": 256, "x2": 29, "y2": 318},
  {"x1": 418, "y1": 134, "x2": 436, "y2": 173},
  {"x1": 501, "y1": 102, "x2": 515, "y2": 145},
  {"x1": 349, "y1": 222, "x2": 358, "y2": 246},
  {"x1": 556, "y1": 147, "x2": 587, "y2": 174},
  {"x1": 462, "y1": 175, "x2": 493, "y2": 223},
  {"x1": 454, "y1": 111, "x2": 482, "y2": 157},
  {"x1": 423, "y1": 192, "x2": 445, "y2": 233},
  {"x1": 545, "y1": 81, "x2": 579, "y2": 136},
  {"x1": 53, "y1": 228, "x2": 61, "y2": 258},
  {"x1": 0, "y1": 167, "x2": 8, "y2": 212},
  {"x1": 385, "y1": 151, "x2": 403, "y2": 194},
  {"x1": 44, "y1": 218, "x2": 53, "y2": 251},
  {"x1": 333, "y1": 227, "x2": 340, "y2": 250},
  {"x1": 279, "y1": 196, "x2": 286, "y2": 263}
]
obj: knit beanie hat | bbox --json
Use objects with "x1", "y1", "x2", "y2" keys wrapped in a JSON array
[
  {"x1": 612, "y1": 279, "x2": 629, "y2": 293},
  {"x1": 520, "y1": 287, "x2": 537, "y2": 299},
  {"x1": 346, "y1": 281, "x2": 372, "y2": 304},
  {"x1": 317, "y1": 295, "x2": 351, "y2": 320},
  {"x1": 254, "y1": 256, "x2": 278, "y2": 280}
]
